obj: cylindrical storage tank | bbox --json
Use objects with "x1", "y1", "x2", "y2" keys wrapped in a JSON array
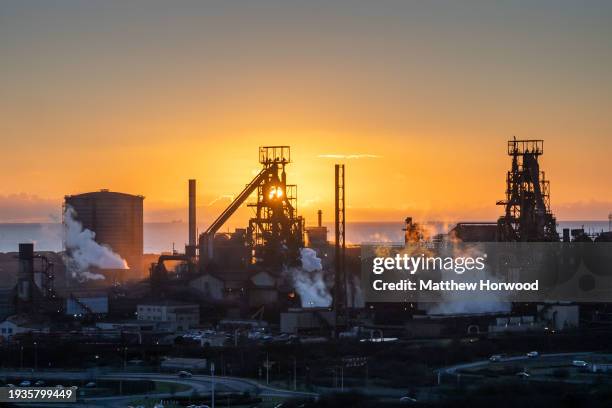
[{"x1": 64, "y1": 190, "x2": 144, "y2": 278}]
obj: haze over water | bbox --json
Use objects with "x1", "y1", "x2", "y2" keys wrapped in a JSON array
[{"x1": 1, "y1": 221, "x2": 608, "y2": 254}]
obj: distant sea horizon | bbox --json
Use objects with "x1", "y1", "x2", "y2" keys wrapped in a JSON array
[{"x1": 0, "y1": 220, "x2": 609, "y2": 254}]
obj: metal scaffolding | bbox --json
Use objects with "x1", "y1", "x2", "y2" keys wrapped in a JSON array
[
  {"x1": 334, "y1": 164, "x2": 346, "y2": 315},
  {"x1": 200, "y1": 146, "x2": 304, "y2": 269},
  {"x1": 496, "y1": 138, "x2": 559, "y2": 241}
]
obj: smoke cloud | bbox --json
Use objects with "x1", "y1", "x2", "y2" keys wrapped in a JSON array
[
  {"x1": 426, "y1": 243, "x2": 510, "y2": 315},
  {"x1": 287, "y1": 248, "x2": 332, "y2": 308},
  {"x1": 348, "y1": 275, "x2": 365, "y2": 308},
  {"x1": 63, "y1": 206, "x2": 128, "y2": 280}
]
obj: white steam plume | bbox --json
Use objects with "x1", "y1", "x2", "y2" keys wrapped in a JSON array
[
  {"x1": 287, "y1": 248, "x2": 332, "y2": 308},
  {"x1": 426, "y1": 243, "x2": 510, "y2": 315},
  {"x1": 63, "y1": 206, "x2": 128, "y2": 280},
  {"x1": 348, "y1": 275, "x2": 365, "y2": 308}
]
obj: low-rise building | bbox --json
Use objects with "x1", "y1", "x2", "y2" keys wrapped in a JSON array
[
  {"x1": 0, "y1": 288, "x2": 15, "y2": 320},
  {"x1": 0, "y1": 315, "x2": 50, "y2": 340},
  {"x1": 280, "y1": 308, "x2": 335, "y2": 334},
  {"x1": 189, "y1": 273, "x2": 224, "y2": 300},
  {"x1": 537, "y1": 303, "x2": 579, "y2": 330},
  {"x1": 137, "y1": 301, "x2": 199, "y2": 331}
]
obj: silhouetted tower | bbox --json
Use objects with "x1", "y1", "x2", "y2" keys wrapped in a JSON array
[
  {"x1": 334, "y1": 164, "x2": 346, "y2": 318},
  {"x1": 496, "y1": 139, "x2": 559, "y2": 241},
  {"x1": 15, "y1": 243, "x2": 58, "y2": 313},
  {"x1": 17, "y1": 243, "x2": 34, "y2": 303},
  {"x1": 247, "y1": 147, "x2": 304, "y2": 268},
  {"x1": 188, "y1": 180, "x2": 197, "y2": 246},
  {"x1": 200, "y1": 146, "x2": 304, "y2": 269},
  {"x1": 186, "y1": 179, "x2": 197, "y2": 257}
]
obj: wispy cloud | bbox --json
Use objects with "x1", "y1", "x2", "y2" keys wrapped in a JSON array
[
  {"x1": 317, "y1": 154, "x2": 382, "y2": 159},
  {"x1": 207, "y1": 195, "x2": 235, "y2": 206},
  {"x1": 0, "y1": 193, "x2": 60, "y2": 223}
]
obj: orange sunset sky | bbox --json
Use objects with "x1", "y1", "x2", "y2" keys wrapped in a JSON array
[{"x1": 1, "y1": 1, "x2": 611, "y2": 226}]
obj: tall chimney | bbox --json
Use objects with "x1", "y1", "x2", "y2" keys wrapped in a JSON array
[
  {"x1": 17, "y1": 243, "x2": 34, "y2": 302},
  {"x1": 317, "y1": 209, "x2": 322, "y2": 227},
  {"x1": 188, "y1": 179, "x2": 196, "y2": 247}
]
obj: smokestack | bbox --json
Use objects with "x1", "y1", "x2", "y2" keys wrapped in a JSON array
[
  {"x1": 317, "y1": 210, "x2": 322, "y2": 227},
  {"x1": 563, "y1": 228, "x2": 570, "y2": 242},
  {"x1": 17, "y1": 243, "x2": 34, "y2": 302},
  {"x1": 188, "y1": 179, "x2": 196, "y2": 247}
]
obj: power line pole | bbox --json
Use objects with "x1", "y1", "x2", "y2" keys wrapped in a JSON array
[
  {"x1": 266, "y1": 353, "x2": 270, "y2": 385},
  {"x1": 293, "y1": 356, "x2": 297, "y2": 391},
  {"x1": 211, "y1": 362, "x2": 215, "y2": 408}
]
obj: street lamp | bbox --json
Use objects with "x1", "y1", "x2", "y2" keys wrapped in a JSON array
[
  {"x1": 123, "y1": 346, "x2": 128, "y2": 371},
  {"x1": 19, "y1": 345, "x2": 24, "y2": 370},
  {"x1": 211, "y1": 362, "x2": 215, "y2": 408},
  {"x1": 34, "y1": 342, "x2": 38, "y2": 371},
  {"x1": 265, "y1": 353, "x2": 270, "y2": 385},
  {"x1": 293, "y1": 356, "x2": 297, "y2": 391}
]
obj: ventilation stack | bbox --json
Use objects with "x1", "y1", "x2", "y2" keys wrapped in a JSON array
[
  {"x1": 186, "y1": 179, "x2": 197, "y2": 257},
  {"x1": 17, "y1": 243, "x2": 34, "y2": 303}
]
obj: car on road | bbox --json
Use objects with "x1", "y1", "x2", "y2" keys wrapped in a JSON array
[
  {"x1": 85, "y1": 382, "x2": 96, "y2": 388},
  {"x1": 19, "y1": 380, "x2": 31, "y2": 387},
  {"x1": 34, "y1": 380, "x2": 45, "y2": 386},
  {"x1": 526, "y1": 351, "x2": 539, "y2": 358},
  {"x1": 178, "y1": 370, "x2": 193, "y2": 378},
  {"x1": 489, "y1": 354, "x2": 504, "y2": 362},
  {"x1": 516, "y1": 371, "x2": 530, "y2": 378},
  {"x1": 572, "y1": 360, "x2": 589, "y2": 367},
  {"x1": 400, "y1": 396, "x2": 418, "y2": 404}
]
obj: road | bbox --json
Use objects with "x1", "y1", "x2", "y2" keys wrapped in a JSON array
[
  {"x1": 437, "y1": 351, "x2": 594, "y2": 376},
  {"x1": 0, "y1": 369, "x2": 318, "y2": 407}
]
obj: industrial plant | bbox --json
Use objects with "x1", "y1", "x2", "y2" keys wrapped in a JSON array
[{"x1": 1, "y1": 140, "x2": 611, "y2": 406}]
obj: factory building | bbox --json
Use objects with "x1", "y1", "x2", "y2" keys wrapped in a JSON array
[
  {"x1": 305, "y1": 210, "x2": 328, "y2": 247},
  {"x1": 64, "y1": 190, "x2": 144, "y2": 278},
  {"x1": 66, "y1": 293, "x2": 109, "y2": 316},
  {"x1": 137, "y1": 301, "x2": 200, "y2": 331},
  {"x1": 0, "y1": 315, "x2": 50, "y2": 340},
  {"x1": 0, "y1": 288, "x2": 15, "y2": 320}
]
